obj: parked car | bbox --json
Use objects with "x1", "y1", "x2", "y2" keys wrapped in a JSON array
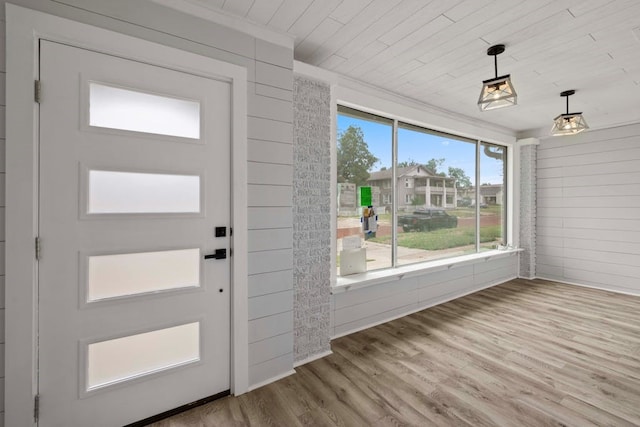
[{"x1": 398, "y1": 208, "x2": 458, "y2": 232}]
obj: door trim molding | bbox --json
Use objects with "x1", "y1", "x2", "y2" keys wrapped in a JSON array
[{"x1": 6, "y1": 5, "x2": 249, "y2": 425}]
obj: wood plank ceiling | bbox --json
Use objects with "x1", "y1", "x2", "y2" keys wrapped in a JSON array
[{"x1": 209, "y1": 0, "x2": 640, "y2": 136}]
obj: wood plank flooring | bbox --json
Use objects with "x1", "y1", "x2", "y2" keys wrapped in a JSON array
[{"x1": 149, "y1": 279, "x2": 640, "y2": 426}]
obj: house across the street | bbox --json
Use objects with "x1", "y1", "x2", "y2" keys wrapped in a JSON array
[{"x1": 367, "y1": 165, "x2": 458, "y2": 211}]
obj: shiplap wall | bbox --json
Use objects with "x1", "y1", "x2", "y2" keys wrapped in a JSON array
[
  {"x1": 537, "y1": 123, "x2": 640, "y2": 295},
  {"x1": 0, "y1": 14, "x2": 5, "y2": 427},
  {"x1": 331, "y1": 253, "x2": 519, "y2": 337},
  {"x1": 2, "y1": 0, "x2": 295, "y2": 416}
]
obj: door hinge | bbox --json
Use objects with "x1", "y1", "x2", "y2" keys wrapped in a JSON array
[
  {"x1": 34, "y1": 80, "x2": 41, "y2": 103},
  {"x1": 35, "y1": 237, "x2": 41, "y2": 260},
  {"x1": 34, "y1": 394, "x2": 40, "y2": 422}
]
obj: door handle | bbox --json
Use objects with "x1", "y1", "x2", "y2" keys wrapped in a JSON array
[{"x1": 204, "y1": 249, "x2": 226, "y2": 260}]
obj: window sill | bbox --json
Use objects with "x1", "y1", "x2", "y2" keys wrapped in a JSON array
[{"x1": 332, "y1": 248, "x2": 522, "y2": 294}]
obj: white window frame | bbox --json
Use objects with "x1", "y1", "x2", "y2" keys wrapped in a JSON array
[
  {"x1": 333, "y1": 100, "x2": 517, "y2": 289},
  {"x1": 6, "y1": 6, "x2": 249, "y2": 425}
]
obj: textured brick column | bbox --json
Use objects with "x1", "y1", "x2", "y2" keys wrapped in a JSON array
[
  {"x1": 292, "y1": 76, "x2": 331, "y2": 363},
  {"x1": 519, "y1": 143, "x2": 537, "y2": 278}
]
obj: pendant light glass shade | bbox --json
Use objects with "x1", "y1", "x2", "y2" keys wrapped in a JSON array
[
  {"x1": 478, "y1": 44, "x2": 517, "y2": 111},
  {"x1": 478, "y1": 75, "x2": 517, "y2": 111},
  {"x1": 551, "y1": 113, "x2": 588, "y2": 136},
  {"x1": 551, "y1": 90, "x2": 589, "y2": 136}
]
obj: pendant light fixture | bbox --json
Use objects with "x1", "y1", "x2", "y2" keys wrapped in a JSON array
[
  {"x1": 478, "y1": 44, "x2": 517, "y2": 111},
  {"x1": 551, "y1": 90, "x2": 589, "y2": 136}
]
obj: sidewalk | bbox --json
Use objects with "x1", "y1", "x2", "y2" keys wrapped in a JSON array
[{"x1": 339, "y1": 240, "x2": 471, "y2": 272}]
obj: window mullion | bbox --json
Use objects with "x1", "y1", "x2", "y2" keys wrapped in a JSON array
[
  {"x1": 392, "y1": 119, "x2": 398, "y2": 267},
  {"x1": 504, "y1": 146, "x2": 509, "y2": 246},
  {"x1": 475, "y1": 140, "x2": 481, "y2": 252}
]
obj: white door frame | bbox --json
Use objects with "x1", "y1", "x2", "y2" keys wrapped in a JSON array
[{"x1": 5, "y1": 4, "x2": 249, "y2": 425}]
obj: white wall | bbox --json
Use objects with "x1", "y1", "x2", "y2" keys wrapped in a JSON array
[
  {"x1": 537, "y1": 123, "x2": 640, "y2": 295},
  {"x1": 332, "y1": 253, "x2": 519, "y2": 337},
  {"x1": 2, "y1": 0, "x2": 295, "y2": 421},
  {"x1": 0, "y1": 15, "x2": 5, "y2": 427}
]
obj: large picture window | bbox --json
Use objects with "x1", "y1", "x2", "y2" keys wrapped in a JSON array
[
  {"x1": 337, "y1": 107, "x2": 392, "y2": 273},
  {"x1": 336, "y1": 106, "x2": 508, "y2": 277}
]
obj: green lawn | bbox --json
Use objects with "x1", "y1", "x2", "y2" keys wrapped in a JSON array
[
  {"x1": 340, "y1": 205, "x2": 502, "y2": 221},
  {"x1": 449, "y1": 205, "x2": 502, "y2": 218},
  {"x1": 369, "y1": 225, "x2": 501, "y2": 251},
  {"x1": 447, "y1": 208, "x2": 476, "y2": 218}
]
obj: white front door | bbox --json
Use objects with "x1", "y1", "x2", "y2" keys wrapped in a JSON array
[{"x1": 38, "y1": 39, "x2": 231, "y2": 426}]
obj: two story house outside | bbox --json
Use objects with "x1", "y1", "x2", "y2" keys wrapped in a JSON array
[
  {"x1": 367, "y1": 165, "x2": 458, "y2": 212},
  {"x1": 460, "y1": 184, "x2": 504, "y2": 206}
]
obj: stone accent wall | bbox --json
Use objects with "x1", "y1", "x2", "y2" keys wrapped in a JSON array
[
  {"x1": 519, "y1": 144, "x2": 537, "y2": 278},
  {"x1": 292, "y1": 76, "x2": 331, "y2": 362}
]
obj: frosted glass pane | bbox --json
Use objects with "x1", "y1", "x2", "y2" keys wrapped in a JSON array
[
  {"x1": 89, "y1": 82, "x2": 200, "y2": 139},
  {"x1": 87, "y1": 249, "x2": 200, "y2": 301},
  {"x1": 88, "y1": 170, "x2": 200, "y2": 213},
  {"x1": 87, "y1": 322, "x2": 200, "y2": 391}
]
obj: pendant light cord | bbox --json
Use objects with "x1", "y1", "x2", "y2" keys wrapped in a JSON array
[{"x1": 494, "y1": 54, "x2": 498, "y2": 78}]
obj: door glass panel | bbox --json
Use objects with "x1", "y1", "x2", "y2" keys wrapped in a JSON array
[
  {"x1": 89, "y1": 82, "x2": 201, "y2": 139},
  {"x1": 87, "y1": 248, "x2": 200, "y2": 302},
  {"x1": 88, "y1": 170, "x2": 201, "y2": 214},
  {"x1": 87, "y1": 322, "x2": 200, "y2": 391}
]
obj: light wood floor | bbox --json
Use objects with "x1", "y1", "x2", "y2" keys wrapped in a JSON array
[{"x1": 150, "y1": 279, "x2": 640, "y2": 426}]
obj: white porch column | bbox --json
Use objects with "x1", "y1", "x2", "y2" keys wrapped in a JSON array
[
  {"x1": 453, "y1": 182, "x2": 458, "y2": 208},
  {"x1": 442, "y1": 179, "x2": 446, "y2": 207},
  {"x1": 425, "y1": 178, "x2": 431, "y2": 207}
]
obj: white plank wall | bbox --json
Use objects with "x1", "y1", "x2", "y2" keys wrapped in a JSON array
[
  {"x1": 331, "y1": 253, "x2": 518, "y2": 338},
  {"x1": 0, "y1": 16, "x2": 5, "y2": 427},
  {"x1": 1, "y1": 0, "x2": 295, "y2": 417},
  {"x1": 537, "y1": 123, "x2": 640, "y2": 295}
]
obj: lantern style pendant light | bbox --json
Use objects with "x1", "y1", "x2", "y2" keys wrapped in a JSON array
[
  {"x1": 478, "y1": 44, "x2": 517, "y2": 111},
  {"x1": 551, "y1": 90, "x2": 589, "y2": 136}
]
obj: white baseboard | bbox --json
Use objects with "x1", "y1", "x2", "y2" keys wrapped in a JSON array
[
  {"x1": 535, "y1": 275, "x2": 640, "y2": 297},
  {"x1": 247, "y1": 369, "x2": 296, "y2": 392},
  {"x1": 293, "y1": 350, "x2": 333, "y2": 368}
]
